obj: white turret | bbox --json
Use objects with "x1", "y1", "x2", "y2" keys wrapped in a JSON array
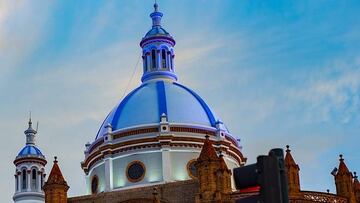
[{"x1": 13, "y1": 118, "x2": 47, "y2": 203}]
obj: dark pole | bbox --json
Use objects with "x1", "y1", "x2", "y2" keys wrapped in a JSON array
[{"x1": 269, "y1": 148, "x2": 289, "y2": 203}]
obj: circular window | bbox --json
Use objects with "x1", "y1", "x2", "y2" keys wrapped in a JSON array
[
  {"x1": 91, "y1": 175, "x2": 98, "y2": 194},
  {"x1": 126, "y1": 161, "x2": 146, "y2": 182},
  {"x1": 187, "y1": 159, "x2": 198, "y2": 179}
]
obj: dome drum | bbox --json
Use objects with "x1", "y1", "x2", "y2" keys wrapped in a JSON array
[
  {"x1": 14, "y1": 157, "x2": 47, "y2": 167},
  {"x1": 83, "y1": 137, "x2": 242, "y2": 194},
  {"x1": 82, "y1": 126, "x2": 244, "y2": 176}
]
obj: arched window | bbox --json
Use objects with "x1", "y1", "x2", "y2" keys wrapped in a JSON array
[
  {"x1": 161, "y1": 49, "x2": 166, "y2": 69},
  {"x1": 151, "y1": 50, "x2": 156, "y2": 69},
  {"x1": 32, "y1": 169, "x2": 37, "y2": 189},
  {"x1": 22, "y1": 169, "x2": 26, "y2": 190},
  {"x1": 91, "y1": 175, "x2": 99, "y2": 194}
]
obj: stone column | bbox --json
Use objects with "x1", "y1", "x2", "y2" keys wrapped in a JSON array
[
  {"x1": 27, "y1": 170, "x2": 31, "y2": 191},
  {"x1": 171, "y1": 55, "x2": 174, "y2": 70},
  {"x1": 85, "y1": 174, "x2": 91, "y2": 194},
  {"x1": 146, "y1": 53, "x2": 151, "y2": 71},
  {"x1": 20, "y1": 172, "x2": 23, "y2": 191},
  {"x1": 37, "y1": 171, "x2": 42, "y2": 192},
  {"x1": 166, "y1": 52, "x2": 170, "y2": 70},
  {"x1": 142, "y1": 55, "x2": 146, "y2": 72},
  {"x1": 104, "y1": 156, "x2": 113, "y2": 192},
  {"x1": 14, "y1": 175, "x2": 18, "y2": 192},
  {"x1": 17, "y1": 174, "x2": 20, "y2": 192},
  {"x1": 162, "y1": 148, "x2": 172, "y2": 182},
  {"x1": 156, "y1": 50, "x2": 161, "y2": 70}
]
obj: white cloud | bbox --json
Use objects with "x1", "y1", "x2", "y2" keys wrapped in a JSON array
[
  {"x1": 286, "y1": 58, "x2": 360, "y2": 123},
  {"x1": 0, "y1": 1, "x2": 53, "y2": 79}
]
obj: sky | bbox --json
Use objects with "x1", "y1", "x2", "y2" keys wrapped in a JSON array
[{"x1": 1, "y1": 0, "x2": 360, "y2": 202}]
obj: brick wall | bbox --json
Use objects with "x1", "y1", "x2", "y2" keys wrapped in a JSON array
[{"x1": 68, "y1": 180, "x2": 199, "y2": 203}]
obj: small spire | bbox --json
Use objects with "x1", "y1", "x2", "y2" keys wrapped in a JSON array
[
  {"x1": 285, "y1": 145, "x2": 298, "y2": 169},
  {"x1": 354, "y1": 171, "x2": 360, "y2": 190},
  {"x1": 218, "y1": 151, "x2": 229, "y2": 171},
  {"x1": 336, "y1": 154, "x2": 351, "y2": 175},
  {"x1": 198, "y1": 135, "x2": 218, "y2": 161},
  {"x1": 44, "y1": 156, "x2": 69, "y2": 187}
]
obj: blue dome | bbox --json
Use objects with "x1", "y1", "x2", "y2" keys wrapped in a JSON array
[
  {"x1": 96, "y1": 80, "x2": 224, "y2": 140},
  {"x1": 18, "y1": 145, "x2": 44, "y2": 157},
  {"x1": 144, "y1": 27, "x2": 170, "y2": 38}
]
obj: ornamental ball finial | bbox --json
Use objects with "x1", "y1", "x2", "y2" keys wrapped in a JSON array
[
  {"x1": 339, "y1": 154, "x2": 344, "y2": 161},
  {"x1": 54, "y1": 156, "x2": 58, "y2": 163},
  {"x1": 154, "y1": 1, "x2": 158, "y2": 12},
  {"x1": 286, "y1": 145, "x2": 291, "y2": 153}
]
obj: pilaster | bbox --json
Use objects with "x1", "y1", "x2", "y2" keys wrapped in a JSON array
[
  {"x1": 27, "y1": 170, "x2": 31, "y2": 192},
  {"x1": 156, "y1": 50, "x2": 161, "y2": 70},
  {"x1": 104, "y1": 156, "x2": 113, "y2": 192},
  {"x1": 37, "y1": 171, "x2": 42, "y2": 192},
  {"x1": 162, "y1": 147, "x2": 172, "y2": 182}
]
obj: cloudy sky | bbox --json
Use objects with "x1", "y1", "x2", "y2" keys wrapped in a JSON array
[{"x1": 1, "y1": 0, "x2": 360, "y2": 202}]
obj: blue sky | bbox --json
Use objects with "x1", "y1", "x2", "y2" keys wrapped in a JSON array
[{"x1": 1, "y1": 0, "x2": 360, "y2": 201}]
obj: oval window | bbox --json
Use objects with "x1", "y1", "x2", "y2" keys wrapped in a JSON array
[
  {"x1": 126, "y1": 161, "x2": 146, "y2": 182},
  {"x1": 187, "y1": 159, "x2": 198, "y2": 179}
]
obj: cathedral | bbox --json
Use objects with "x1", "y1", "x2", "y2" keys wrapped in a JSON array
[{"x1": 12, "y1": 3, "x2": 360, "y2": 203}]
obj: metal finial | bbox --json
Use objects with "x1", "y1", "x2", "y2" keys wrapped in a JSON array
[
  {"x1": 327, "y1": 189, "x2": 330, "y2": 193},
  {"x1": 28, "y1": 111, "x2": 32, "y2": 125},
  {"x1": 154, "y1": 1, "x2": 158, "y2": 11},
  {"x1": 286, "y1": 145, "x2": 291, "y2": 153},
  {"x1": 54, "y1": 156, "x2": 58, "y2": 163},
  {"x1": 339, "y1": 154, "x2": 344, "y2": 161}
]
